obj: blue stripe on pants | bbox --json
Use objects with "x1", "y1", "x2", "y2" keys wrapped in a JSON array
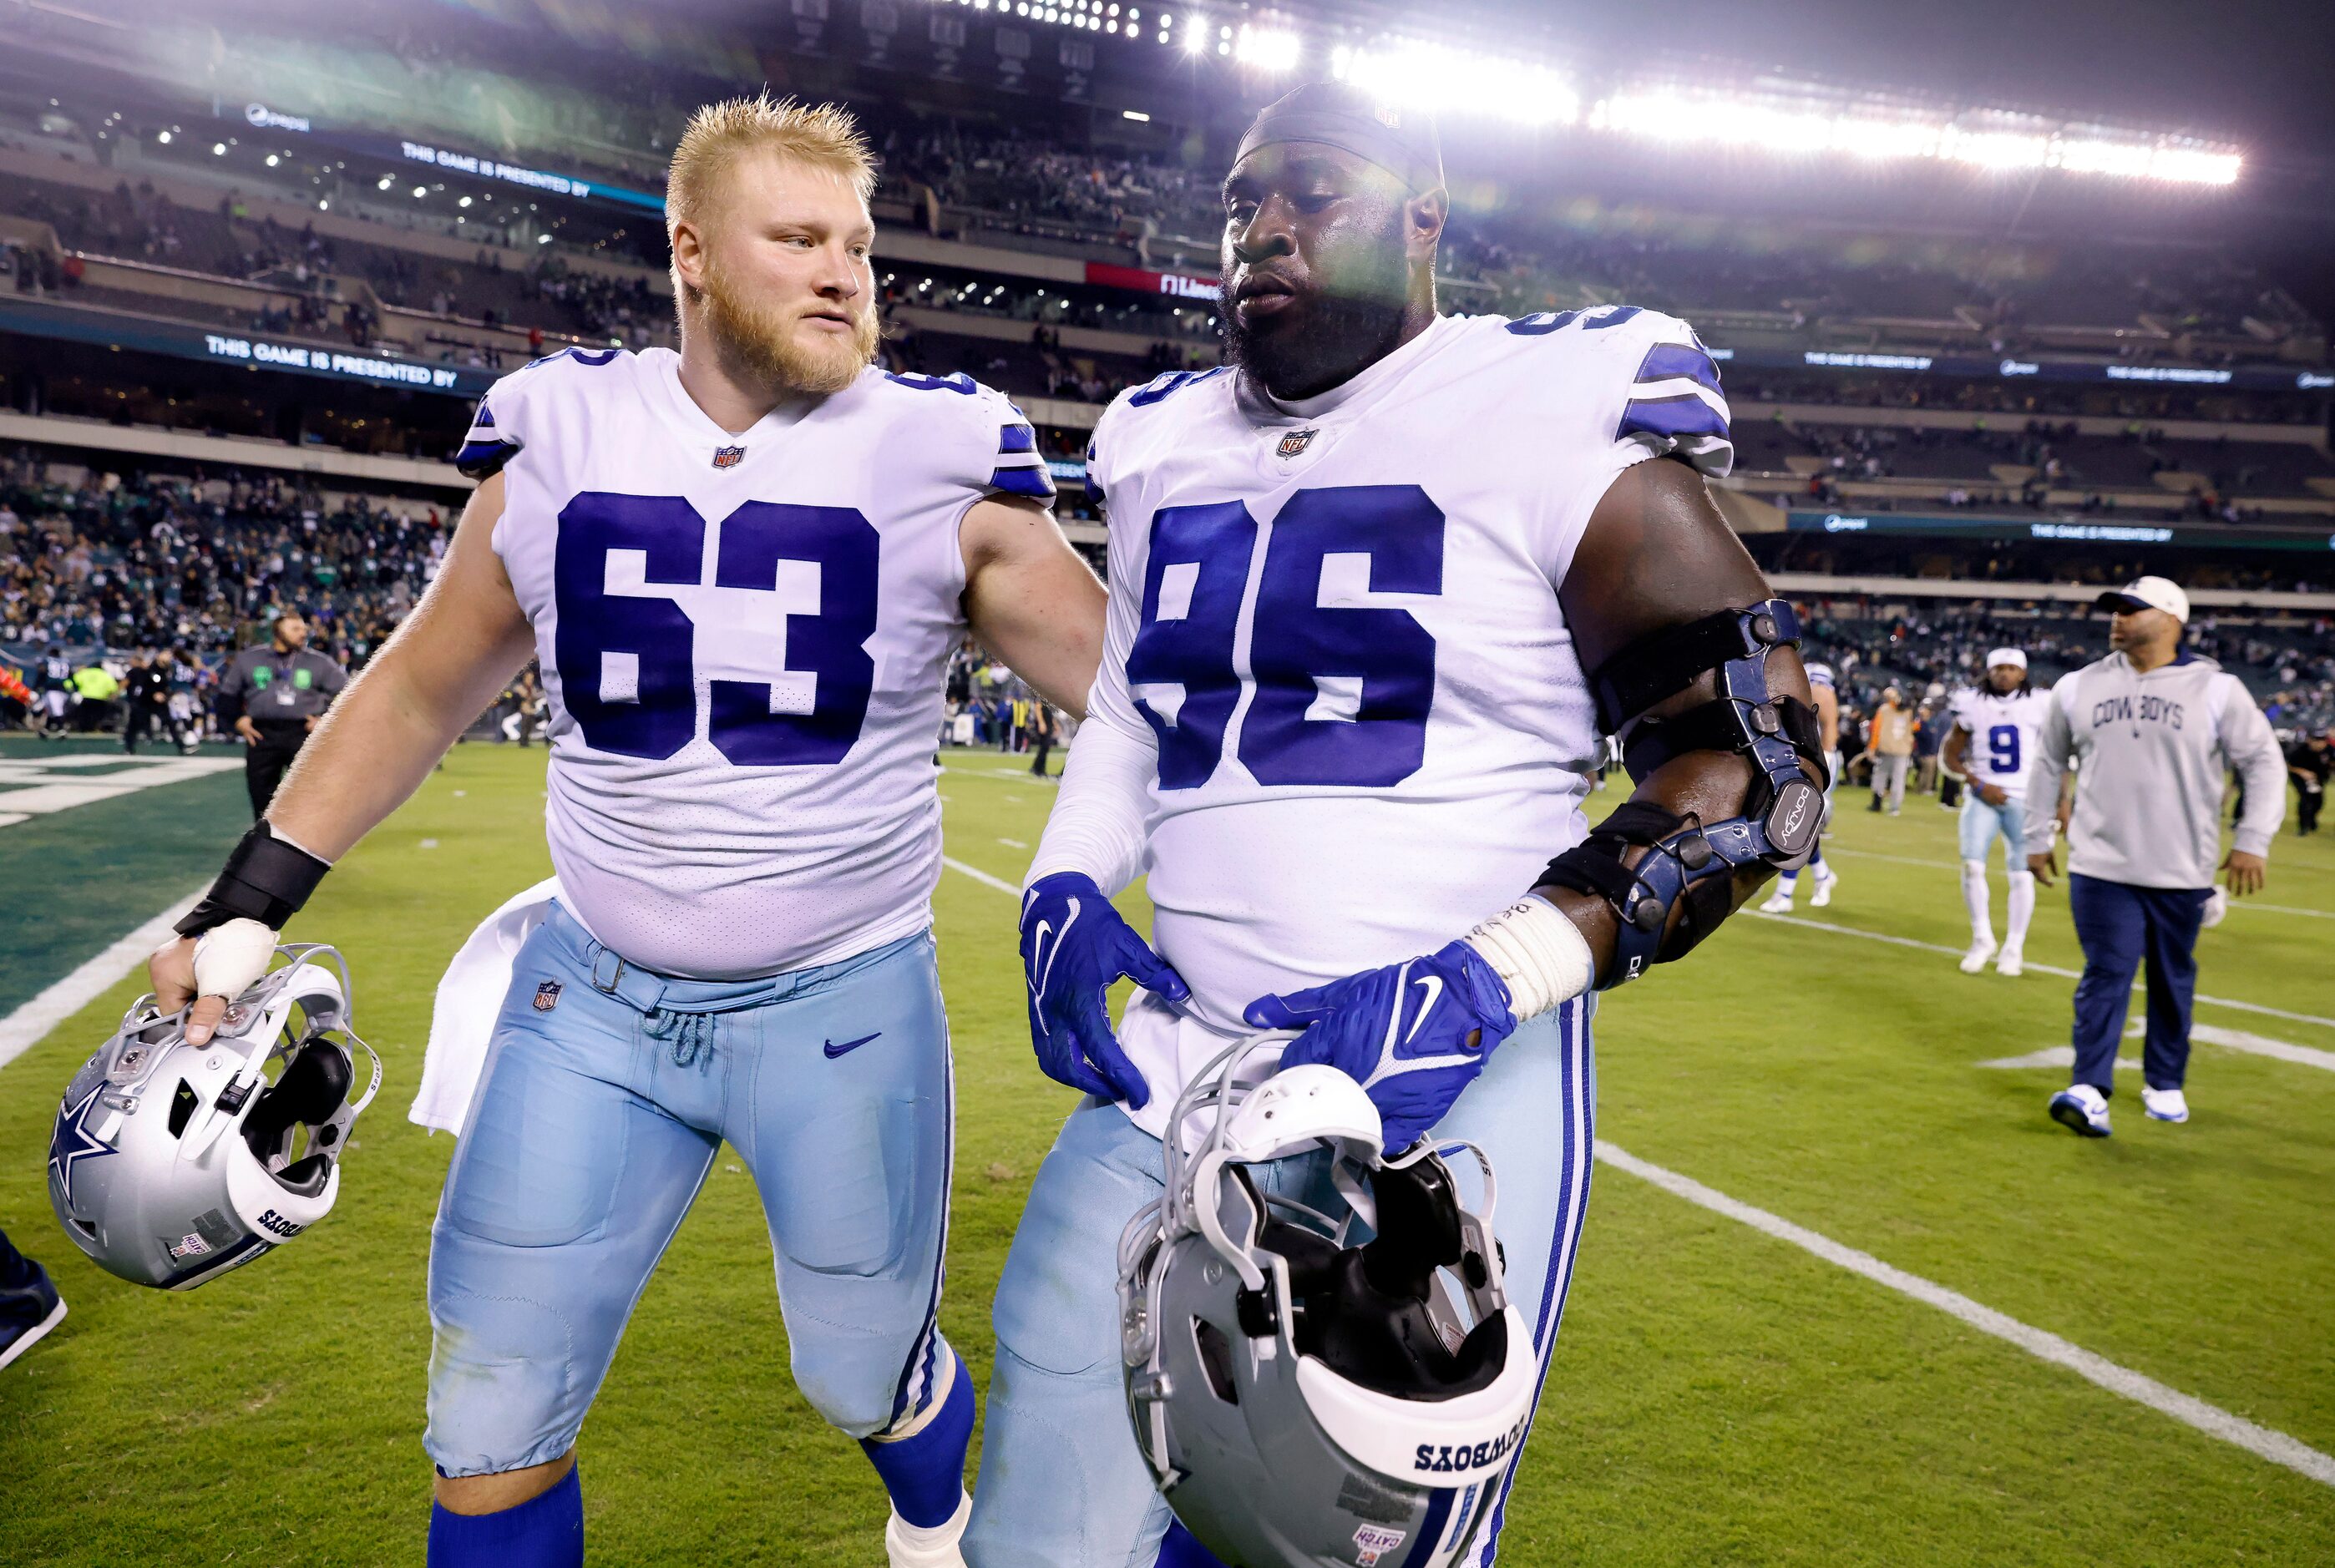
[{"x1": 2067, "y1": 873, "x2": 2211, "y2": 1094}]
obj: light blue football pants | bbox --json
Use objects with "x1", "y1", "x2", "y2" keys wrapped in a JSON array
[
  {"x1": 1958, "y1": 789, "x2": 2028, "y2": 863},
  {"x1": 425, "y1": 903, "x2": 956, "y2": 1477},
  {"x1": 965, "y1": 996, "x2": 1597, "y2": 1568}
]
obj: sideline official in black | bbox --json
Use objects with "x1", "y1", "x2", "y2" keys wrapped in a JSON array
[{"x1": 219, "y1": 613, "x2": 347, "y2": 816}]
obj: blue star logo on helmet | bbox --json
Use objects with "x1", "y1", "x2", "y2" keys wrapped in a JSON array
[{"x1": 48, "y1": 1084, "x2": 116, "y2": 1207}]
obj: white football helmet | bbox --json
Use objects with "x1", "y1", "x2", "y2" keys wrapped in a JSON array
[
  {"x1": 1117, "y1": 1038, "x2": 1540, "y2": 1568},
  {"x1": 48, "y1": 944, "x2": 381, "y2": 1291}
]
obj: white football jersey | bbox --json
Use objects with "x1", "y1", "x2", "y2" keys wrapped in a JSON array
[
  {"x1": 1080, "y1": 307, "x2": 1732, "y2": 1135},
  {"x1": 1948, "y1": 685, "x2": 2051, "y2": 796},
  {"x1": 457, "y1": 346, "x2": 1053, "y2": 979}
]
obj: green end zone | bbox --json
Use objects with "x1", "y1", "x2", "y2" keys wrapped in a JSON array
[{"x1": 0, "y1": 737, "x2": 252, "y2": 1019}]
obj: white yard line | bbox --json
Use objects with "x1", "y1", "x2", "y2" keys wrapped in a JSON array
[
  {"x1": 941, "y1": 856, "x2": 1021, "y2": 896},
  {"x1": 1978, "y1": 1047, "x2": 2144, "y2": 1070},
  {"x1": 1597, "y1": 1141, "x2": 2335, "y2": 1490},
  {"x1": 1823, "y1": 847, "x2": 2335, "y2": 919},
  {"x1": 0, "y1": 890, "x2": 202, "y2": 1071},
  {"x1": 1747, "y1": 911, "x2": 2335, "y2": 1033},
  {"x1": 2158, "y1": 1021, "x2": 2335, "y2": 1075}
]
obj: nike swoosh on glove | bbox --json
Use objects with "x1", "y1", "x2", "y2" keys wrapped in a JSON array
[
  {"x1": 1244, "y1": 942, "x2": 1517, "y2": 1152},
  {"x1": 1021, "y1": 872, "x2": 1190, "y2": 1108}
]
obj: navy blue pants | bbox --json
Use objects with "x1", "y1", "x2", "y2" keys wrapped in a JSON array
[
  {"x1": 2069, "y1": 873, "x2": 2210, "y2": 1094},
  {"x1": 0, "y1": 1226, "x2": 33, "y2": 1291}
]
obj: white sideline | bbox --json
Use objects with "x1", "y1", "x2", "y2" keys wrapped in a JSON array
[
  {"x1": 1595, "y1": 1140, "x2": 2335, "y2": 1490},
  {"x1": 0, "y1": 890, "x2": 201, "y2": 1072},
  {"x1": 1748, "y1": 911, "x2": 2335, "y2": 1033}
]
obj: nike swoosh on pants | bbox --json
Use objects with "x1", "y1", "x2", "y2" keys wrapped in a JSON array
[{"x1": 823, "y1": 1032, "x2": 882, "y2": 1059}]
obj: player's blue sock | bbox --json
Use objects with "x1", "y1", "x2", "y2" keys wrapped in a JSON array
[
  {"x1": 427, "y1": 1464, "x2": 583, "y2": 1568},
  {"x1": 1809, "y1": 841, "x2": 1826, "y2": 868},
  {"x1": 860, "y1": 1348, "x2": 975, "y2": 1528},
  {"x1": 1157, "y1": 1520, "x2": 1233, "y2": 1567}
]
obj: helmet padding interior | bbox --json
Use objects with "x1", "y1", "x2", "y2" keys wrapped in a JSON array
[
  {"x1": 242, "y1": 1039, "x2": 352, "y2": 1196},
  {"x1": 1241, "y1": 1161, "x2": 1509, "y2": 1401}
]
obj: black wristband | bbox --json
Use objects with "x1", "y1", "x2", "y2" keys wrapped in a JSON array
[{"x1": 175, "y1": 824, "x2": 332, "y2": 938}]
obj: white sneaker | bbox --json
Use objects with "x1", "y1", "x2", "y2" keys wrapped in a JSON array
[
  {"x1": 1995, "y1": 945, "x2": 2023, "y2": 978},
  {"x1": 1959, "y1": 936, "x2": 1998, "y2": 974},
  {"x1": 2143, "y1": 1086, "x2": 2191, "y2": 1124},
  {"x1": 2048, "y1": 1084, "x2": 2113, "y2": 1138},
  {"x1": 1757, "y1": 889, "x2": 1795, "y2": 914},
  {"x1": 1809, "y1": 867, "x2": 1838, "y2": 908}
]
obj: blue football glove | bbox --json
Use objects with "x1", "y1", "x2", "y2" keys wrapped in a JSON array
[
  {"x1": 1021, "y1": 872, "x2": 1190, "y2": 1108},
  {"x1": 1243, "y1": 942, "x2": 1518, "y2": 1151}
]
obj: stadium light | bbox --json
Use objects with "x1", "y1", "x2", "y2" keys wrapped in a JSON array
[
  {"x1": 1234, "y1": 25, "x2": 1299, "y2": 72},
  {"x1": 1181, "y1": 13, "x2": 1208, "y2": 52},
  {"x1": 212, "y1": 142, "x2": 226, "y2": 155},
  {"x1": 155, "y1": 130, "x2": 170, "y2": 144},
  {"x1": 1590, "y1": 89, "x2": 2240, "y2": 185},
  {"x1": 1123, "y1": 109, "x2": 1151, "y2": 121},
  {"x1": 1333, "y1": 42, "x2": 1580, "y2": 127}
]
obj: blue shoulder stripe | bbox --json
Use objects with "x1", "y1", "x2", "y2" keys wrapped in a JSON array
[
  {"x1": 997, "y1": 422, "x2": 1036, "y2": 455},
  {"x1": 989, "y1": 465, "x2": 1056, "y2": 498},
  {"x1": 1617, "y1": 394, "x2": 1729, "y2": 444},
  {"x1": 454, "y1": 438, "x2": 520, "y2": 481},
  {"x1": 1633, "y1": 341, "x2": 1723, "y2": 396}
]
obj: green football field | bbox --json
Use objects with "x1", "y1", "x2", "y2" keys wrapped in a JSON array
[{"x1": 3, "y1": 736, "x2": 2331, "y2": 1565}]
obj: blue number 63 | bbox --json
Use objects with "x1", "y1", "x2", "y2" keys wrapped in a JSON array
[
  {"x1": 552, "y1": 493, "x2": 879, "y2": 766},
  {"x1": 1126, "y1": 484, "x2": 1443, "y2": 789}
]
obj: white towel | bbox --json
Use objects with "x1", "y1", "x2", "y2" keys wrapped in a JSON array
[{"x1": 408, "y1": 876, "x2": 563, "y2": 1136}]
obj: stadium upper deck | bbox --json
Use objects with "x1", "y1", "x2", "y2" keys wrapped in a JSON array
[{"x1": 0, "y1": 0, "x2": 2327, "y2": 576}]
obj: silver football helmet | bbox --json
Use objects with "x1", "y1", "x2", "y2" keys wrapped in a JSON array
[
  {"x1": 48, "y1": 944, "x2": 381, "y2": 1291},
  {"x1": 1117, "y1": 1038, "x2": 1541, "y2": 1568}
]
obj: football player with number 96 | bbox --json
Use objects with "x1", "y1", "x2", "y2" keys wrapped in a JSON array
[
  {"x1": 147, "y1": 96, "x2": 1105, "y2": 1568},
  {"x1": 973, "y1": 83, "x2": 1828, "y2": 1568}
]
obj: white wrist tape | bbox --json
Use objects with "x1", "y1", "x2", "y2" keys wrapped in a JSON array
[
  {"x1": 1462, "y1": 894, "x2": 1596, "y2": 1021},
  {"x1": 192, "y1": 918, "x2": 278, "y2": 1004}
]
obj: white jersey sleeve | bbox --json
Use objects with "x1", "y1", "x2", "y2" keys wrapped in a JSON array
[
  {"x1": 1505, "y1": 306, "x2": 1734, "y2": 586},
  {"x1": 477, "y1": 348, "x2": 1041, "y2": 979}
]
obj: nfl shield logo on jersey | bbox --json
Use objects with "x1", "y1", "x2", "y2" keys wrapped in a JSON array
[
  {"x1": 533, "y1": 981, "x2": 562, "y2": 1012},
  {"x1": 712, "y1": 444, "x2": 746, "y2": 469},
  {"x1": 1277, "y1": 428, "x2": 1317, "y2": 458}
]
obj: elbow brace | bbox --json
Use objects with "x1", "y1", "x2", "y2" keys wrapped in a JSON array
[{"x1": 1542, "y1": 599, "x2": 1826, "y2": 987}]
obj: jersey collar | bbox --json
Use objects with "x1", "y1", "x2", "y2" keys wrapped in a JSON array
[{"x1": 642, "y1": 347, "x2": 822, "y2": 454}]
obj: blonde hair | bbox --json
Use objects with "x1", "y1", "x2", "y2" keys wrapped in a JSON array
[{"x1": 665, "y1": 94, "x2": 877, "y2": 247}]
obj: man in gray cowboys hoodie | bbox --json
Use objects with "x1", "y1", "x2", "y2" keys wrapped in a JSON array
[{"x1": 2023, "y1": 576, "x2": 2286, "y2": 1137}]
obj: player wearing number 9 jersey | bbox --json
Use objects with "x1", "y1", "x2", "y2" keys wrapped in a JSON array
[
  {"x1": 1942, "y1": 650, "x2": 2052, "y2": 976},
  {"x1": 148, "y1": 97, "x2": 1104, "y2": 1568},
  {"x1": 969, "y1": 83, "x2": 1825, "y2": 1568}
]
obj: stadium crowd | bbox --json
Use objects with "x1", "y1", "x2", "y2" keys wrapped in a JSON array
[{"x1": 0, "y1": 448, "x2": 443, "y2": 666}]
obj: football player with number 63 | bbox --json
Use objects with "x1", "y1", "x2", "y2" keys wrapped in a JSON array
[{"x1": 148, "y1": 96, "x2": 1105, "y2": 1568}]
